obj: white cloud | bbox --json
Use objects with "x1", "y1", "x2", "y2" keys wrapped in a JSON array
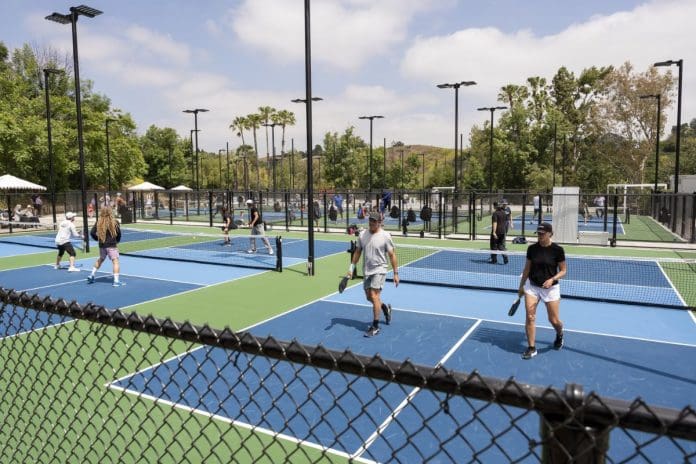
[
  {"x1": 401, "y1": 0, "x2": 696, "y2": 116},
  {"x1": 124, "y1": 25, "x2": 191, "y2": 66},
  {"x1": 229, "y1": 0, "x2": 439, "y2": 71}
]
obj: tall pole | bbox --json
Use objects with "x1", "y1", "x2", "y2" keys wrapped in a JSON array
[
  {"x1": 477, "y1": 106, "x2": 506, "y2": 194},
  {"x1": 168, "y1": 145, "x2": 173, "y2": 188},
  {"x1": 438, "y1": 81, "x2": 476, "y2": 192},
  {"x1": 400, "y1": 149, "x2": 404, "y2": 191},
  {"x1": 226, "y1": 142, "x2": 230, "y2": 190},
  {"x1": 218, "y1": 149, "x2": 224, "y2": 188},
  {"x1": 488, "y1": 110, "x2": 494, "y2": 193},
  {"x1": 383, "y1": 138, "x2": 387, "y2": 190},
  {"x1": 562, "y1": 134, "x2": 567, "y2": 187},
  {"x1": 675, "y1": 61, "x2": 683, "y2": 193},
  {"x1": 304, "y1": 0, "x2": 315, "y2": 275},
  {"x1": 43, "y1": 68, "x2": 62, "y2": 227},
  {"x1": 291, "y1": 138, "x2": 295, "y2": 191},
  {"x1": 369, "y1": 120, "x2": 373, "y2": 191},
  {"x1": 194, "y1": 113, "x2": 200, "y2": 192},
  {"x1": 189, "y1": 129, "x2": 197, "y2": 185},
  {"x1": 105, "y1": 118, "x2": 113, "y2": 192},
  {"x1": 421, "y1": 153, "x2": 425, "y2": 190},
  {"x1": 653, "y1": 59, "x2": 683, "y2": 193},
  {"x1": 656, "y1": 96, "x2": 661, "y2": 192},
  {"x1": 552, "y1": 122, "x2": 557, "y2": 188}
]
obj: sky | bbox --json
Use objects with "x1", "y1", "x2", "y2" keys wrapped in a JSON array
[{"x1": 1, "y1": 0, "x2": 695, "y2": 154}]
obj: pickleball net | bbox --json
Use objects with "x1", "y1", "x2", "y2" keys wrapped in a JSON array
[
  {"x1": 350, "y1": 241, "x2": 696, "y2": 310},
  {"x1": 117, "y1": 229, "x2": 283, "y2": 271}
]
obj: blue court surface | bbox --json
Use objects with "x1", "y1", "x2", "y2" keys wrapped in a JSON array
[
  {"x1": 107, "y1": 281, "x2": 696, "y2": 462},
  {"x1": 508, "y1": 214, "x2": 625, "y2": 234}
]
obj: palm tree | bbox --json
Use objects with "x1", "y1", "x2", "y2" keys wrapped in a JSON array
[
  {"x1": 257, "y1": 106, "x2": 276, "y2": 175},
  {"x1": 246, "y1": 113, "x2": 264, "y2": 190},
  {"x1": 229, "y1": 116, "x2": 248, "y2": 146},
  {"x1": 274, "y1": 110, "x2": 296, "y2": 158}
]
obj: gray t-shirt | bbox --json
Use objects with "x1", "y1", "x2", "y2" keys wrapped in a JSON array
[{"x1": 357, "y1": 228, "x2": 395, "y2": 276}]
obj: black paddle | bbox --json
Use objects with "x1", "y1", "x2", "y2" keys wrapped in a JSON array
[
  {"x1": 338, "y1": 276, "x2": 349, "y2": 294},
  {"x1": 508, "y1": 297, "x2": 521, "y2": 316}
]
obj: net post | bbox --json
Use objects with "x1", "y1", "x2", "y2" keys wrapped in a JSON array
[
  {"x1": 275, "y1": 236, "x2": 282, "y2": 272},
  {"x1": 541, "y1": 383, "x2": 610, "y2": 463}
]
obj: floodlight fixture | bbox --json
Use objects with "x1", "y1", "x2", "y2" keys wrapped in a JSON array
[{"x1": 652, "y1": 59, "x2": 683, "y2": 194}]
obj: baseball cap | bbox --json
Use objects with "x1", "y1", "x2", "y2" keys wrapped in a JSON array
[
  {"x1": 246, "y1": 199, "x2": 254, "y2": 205},
  {"x1": 500, "y1": 198, "x2": 508, "y2": 205},
  {"x1": 368, "y1": 211, "x2": 381, "y2": 221},
  {"x1": 65, "y1": 212, "x2": 76, "y2": 220},
  {"x1": 536, "y1": 222, "x2": 552, "y2": 233}
]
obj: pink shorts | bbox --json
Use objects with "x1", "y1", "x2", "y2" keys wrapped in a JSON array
[{"x1": 99, "y1": 247, "x2": 120, "y2": 261}]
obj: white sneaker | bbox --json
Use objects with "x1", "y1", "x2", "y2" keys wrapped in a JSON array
[
  {"x1": 54, "y1": 265, "x2": 60, "y2": 270},
  {"x1": 268, "y1": 249, "x2": 274, "y2": 255},
  {"x1": 247, "y1": 249, "x2": 256, "y2": 254},
  {"x1": 67, "y1": 267, "x2": 80, "y2": 272}
]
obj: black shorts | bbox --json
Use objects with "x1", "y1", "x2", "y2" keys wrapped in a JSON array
[{"x1": 57, "y1": 242, "x2": 76, "y2": 257}]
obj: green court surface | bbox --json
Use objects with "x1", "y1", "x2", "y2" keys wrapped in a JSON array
[{"x1": 1, "y1": 222, "x2": 694, "y2": 462}]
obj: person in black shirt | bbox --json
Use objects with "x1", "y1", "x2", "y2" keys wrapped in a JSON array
[
  {"x1": 517, "y1": 222, "x2": 566, "y2": 359},
  {"x1": 86, "y1": 207, "x2": 124, "y2": 287},
  {"x1": 246, "y1": 199, "x2": 273, "y2": 254},
  {"x1": 221, "y1": 207, "x2": 232, "y2": 246},
  {"x1": 489, "y1": 202, "x2": 509, "y2": 264}
]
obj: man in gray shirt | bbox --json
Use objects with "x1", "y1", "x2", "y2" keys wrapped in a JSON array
[{"x1": 346, "y1": 211, "x2": 399, "y2": 337}]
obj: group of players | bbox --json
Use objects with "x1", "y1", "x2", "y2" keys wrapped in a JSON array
[{"x1": 53, "y1": 197, "x2": 566, "y2": 359}]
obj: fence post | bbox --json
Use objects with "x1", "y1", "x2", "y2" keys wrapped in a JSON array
[
  {"x1": 541, "y1": 383, "x2": 610, "y2": 464},
  {"x1": 438, "y1": 191, "x2": 443, "y2": 240},
  {"x1": 169, "y1": 192, "x2": 173, "y2": 225},
  {"x1": 6, "y1": 195, "x2": 12, "y2": 233},
  {"x1": 470, "y1": 191, "x2": 477, "y2": 240},
  {"x1": 690, "y1": 193, "x2": 696, "y2": 243},
  {"x1": 323, "y1": 192, "x2": 327, "y2": 233},
  {"x1": 208, "y1": 191, "x2": 213, "y2": 228},
  {"x1": 610, "y1": 194, "x2": 618, "y2": 247},
  {"x1": 284, "y1": 192, "x2": 290, "y2": 232},
  {"x1": 521, "y1": 193, "x2": 527, "y2": 237}
]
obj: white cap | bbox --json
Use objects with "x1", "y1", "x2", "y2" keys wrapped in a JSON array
[
  {"x1": 246, "y1": 199, "x2": 254, "y2": 205},
  {"x1": 65, "y1": 212, "x2": 76, "y2": 219}
]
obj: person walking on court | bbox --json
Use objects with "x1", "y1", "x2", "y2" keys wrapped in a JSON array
[
  {"x1": 489, "y1": 202, "x2": 509, "y2": 264},
  {"x1": 593, "y1": 195, "x2": 605, "y2": 218},
  {"x1": 54, "y1": 212, "x2": 82, "y2": 272},
  {"x1": 531, "y1": 194, "x2": 540, "y2": 224},
  {"x1": 502, "y1": 198, "x2": 513, "y2": 231},
  {"x1": 346, "y1": 211, "x2": 399, "y2": 337},
  {"x1": 87, "y1": 206, "x2": 124, "y2": 287},
  {"x1": 333, "y1": 192, "x2": 344, "y2": 219},
  {"x1": 246, "y1": 199, "x2": 273, "y2": 254},
  {"x1": 517, "y1": 222, "x2": 566, "y2": 359},
  {"x1": 221, "y1": 207, "x2": 232, "y2": 246}
]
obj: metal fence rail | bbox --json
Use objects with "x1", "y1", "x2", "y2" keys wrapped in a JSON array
[{"x1": 0, "y1": 288, "x2": 694, "y2": 463}]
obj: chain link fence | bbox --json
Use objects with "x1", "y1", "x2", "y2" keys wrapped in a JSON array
[{"x1": 0, "y1": 287, "x2": 694, "y2": 463}]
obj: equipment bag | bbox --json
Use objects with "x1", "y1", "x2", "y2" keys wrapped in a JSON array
[{"x1": 420, "y1": 206, "x2": 432, "y2": 222}]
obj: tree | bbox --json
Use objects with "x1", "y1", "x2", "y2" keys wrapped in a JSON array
[{"x1": 246, "y1": 113, "x2": 264, "y2": 190}]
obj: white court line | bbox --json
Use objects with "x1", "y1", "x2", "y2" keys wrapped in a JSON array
[
  {"x1": 0, "y1": 319, "x2": 76, "y2": 343},
  {"x1": 351, "y1": 319, "x2": 483, "y2": 461},
  {"x1": 328, "y1": 299, "x2": 696, "y2": 349}
]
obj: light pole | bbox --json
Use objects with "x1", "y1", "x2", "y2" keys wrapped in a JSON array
[
  {"x1": 291, "y1": 138, "x2": 295, "y2": 191},
  {"x1": 477, "y1": 106, "x2": 507, "y2": 193},
  {"x1": 43, "y1": 68, "x2": 64, "y2": 227},
  {"x1": 167, "y1": 144, "x2": 173, "y2": 188},
  {"x1": 226, "y1": 142, "x2": 230, "y2": 190},
  {"x1": 183, "y1": 108, "x2": 209, "y2": 192},
  {"x1": 105, "y1": 117, "x2": 116, "y2": 193},
  {"x1": 218, "y1": 149, "x2": 225, "y2": 188},
  {"x1": 291, "y1": 97, "x2": 323, "y2": 192},
  {"x1": 552, "y1": 122, "x2": 557, "y2": 188},
  {"x1": 653, "y1": 59, "x2": 683, "y2": 193},
  {"x1": 189, "y1": 129, "x2": 199, "y2": 186},
  {"x1": 437, "y1": 81, "x2": 476, "y2": 192},
  {"x1": 358, "y1": 115, "x2": 384, "y2": 192},
  {"x1": 46, "y1": 4, "x2": 102, "y2": 253},
  {"x1": 263, "y1": 122, "x2": 279, "y2": 191},
  {"x1": 421, "y1": 153, "x2": 426, "y2": 190},
  {"x1": 639, "y1": 94, "x2": 662, "y2": 192}
]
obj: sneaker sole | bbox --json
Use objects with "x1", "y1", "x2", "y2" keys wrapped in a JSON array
[{"x1": 522, "y1": 351, "x2": 537, "y2": 360}]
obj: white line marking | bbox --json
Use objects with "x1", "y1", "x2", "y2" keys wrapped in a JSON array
[
  {"x1": 351, "y1": 319, "x2": 483, "y2": 460},
  {"x1": 0, "y1": 319, "x2": 76, "y2": 342}
]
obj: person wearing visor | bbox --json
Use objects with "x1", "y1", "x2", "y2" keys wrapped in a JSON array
[
  {"x1": 517, "y1": 222, "x2": 566, "y2": 359},
  {"x1": 346, "y1": 211, "x2": 399, "y2": 337}
]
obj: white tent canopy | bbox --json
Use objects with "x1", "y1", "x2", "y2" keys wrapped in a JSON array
[
  {"x1": 171, "y1": 185, "x2": 193, "y2": 191},
  {"x1": 0, "y1": 174, "x2": 46, "y2": 191},
  {"x1": 127, "y1": 181, "x2": 165, "y2": 191}
]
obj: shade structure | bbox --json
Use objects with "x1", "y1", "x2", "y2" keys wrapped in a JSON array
[
  {"x1": 170, "y1": 185, "x2": 193, "y2": 191},
  {"x1": 0, "y1": 174, "x2": 47, "y2": 191},
  {"x1": 127, "y1": 181, "x2": 165, "y2": 191}
]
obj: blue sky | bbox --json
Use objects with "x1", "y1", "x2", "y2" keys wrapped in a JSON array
[{"x1": 1, "y1": 0, "x2": 694, "y2": 153}]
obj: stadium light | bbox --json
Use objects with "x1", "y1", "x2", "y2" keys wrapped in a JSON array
[
  {"x1": 639, "y1": 94, "x2": 662, "y2": 192},
  {"x1": 477, "y1": 106, "x2": 507, "y2": 193},
  {"x1": 43, "y1": 68, "x2": 64, "y2": 227},
  {"x1": 653, "y1": 59, "x2": 683, "y2": 194},
  {"x1": 46, "y1": 5, "x2": 103, "y2": 252},
  {"x1": 358, "y1": 115, "x2": 385, "y2": 192},
  {"x1": 437, "y1": 81, "x2": 476, "y2": 192}
]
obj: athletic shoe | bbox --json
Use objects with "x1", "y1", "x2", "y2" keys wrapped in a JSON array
[
  {"x1": 364, "y1": 325, "x2": 380, "y2": 337},
  {"x1": 86, "y1": 275, "x2": 95, "y2": 284},
  {"x1": 268, "y1": 249, "x2": 274, "y2": 255},
  {"x1": 112, "y1": 281, "x2": 126, "y2": 287},
  {"x1": 247, "y1": 249, "x2": 256, "y2": 254},
  {"x1": 553, "y1": 331, "x2": 564, "y2": 350},
  {"x1": 67, "y1": 267, "x2": 80, "y2": 272},
  {"x1": 54, "y1": 265, "x2": 60, "y2": 270},
  {"x1": 382, "y1": 303, "x2": 392, "y2": 325},
  {"x1": 522, "y1": 347, "x2": 537, "y2": 359}
]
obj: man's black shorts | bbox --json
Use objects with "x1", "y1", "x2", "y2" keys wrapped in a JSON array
[{"x1": 57, "y1": 242, "x2": 76, "y2": 257}]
